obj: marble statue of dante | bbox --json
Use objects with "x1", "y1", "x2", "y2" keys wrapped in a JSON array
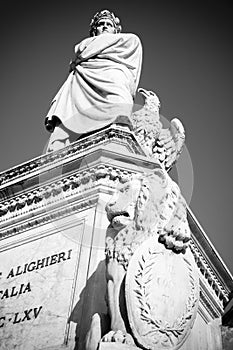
[{"x1": 44, "y1": 10, "x2": 143, "y2": 152}]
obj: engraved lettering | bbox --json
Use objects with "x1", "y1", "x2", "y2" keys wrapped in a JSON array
[
  {"x1": 22, "y1": 309, "x2": 32, "y2": 322},
  {"x1": 10, "y1": 286, "x2": 18, "y2": 297},
  {"x1": 6, "y1": 249, "x2": 73, "y2": 278},
  {"x1": 15, "y1": 265, "x2": 23, "y2": 277},
  {"x1": 1, "y1": 289, "x2": 9, "y2": 299},
  {"x1": 23, "y1": 263, "x2": 28, "y2": 274},
  {"x1": 50, "y1": 254, "x2": 58, "y2": 265},
  {"x1": 45, "y1": 256, "x2": 50, "y2": 267},
  {"x1": 57, "y1": 252, "x2": 66, "y2": 263},
  {"x1": 7, "y1": 268, "x2": 14, "y2": 279},
  {"x1": 22, "y1": 282, "x2": 31, "y2": 294},
  {"x1": 36, "y1": 258, "x2": 45, "y2": 270},
  {"x1": 27, "y1": 261, "x2": 36, "y2": 272},
  {"x1": 13, "y1": 312, "x2": 21, "y2": 324},
  {"x1": 0, "y1": 283, "x2": 32, "y2": 300},
  {"x1": 18, "y1": 283, "x2": 25, "y2": 295},
  {"x1": 1, "y1": 305, "x2": 43, "y2": 327},
  {"x1": 67, "y1": 249, "x2": 72, "y2": 260},
  {"x1": 34, "y1": 306, "x2": 43, "y2": 319}
]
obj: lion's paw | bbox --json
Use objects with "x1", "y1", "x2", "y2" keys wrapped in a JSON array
[{"x1": 101, "y1": 330, "x2": 135, "y2": 345}]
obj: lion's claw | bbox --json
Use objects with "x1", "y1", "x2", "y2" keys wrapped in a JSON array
[{"x1": 101, "y1": 330, "x2": 134, "y2": 345}]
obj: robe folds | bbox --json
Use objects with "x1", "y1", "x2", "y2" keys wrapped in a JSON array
[{"x1": 45, "y1": 33, "x2": 143, "y2": 135}]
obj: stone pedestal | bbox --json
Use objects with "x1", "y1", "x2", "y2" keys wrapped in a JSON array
[
  {"x1": 0, "y1": 125, "x2": 232, "y2": 350},
  {"x1": 0, "y1": 126, "x2": 147, "y2": 350}
]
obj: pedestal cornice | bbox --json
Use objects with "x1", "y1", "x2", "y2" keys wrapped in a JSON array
[{"x1": 0, "y1": 125, "x2": 145, "y2": 191}]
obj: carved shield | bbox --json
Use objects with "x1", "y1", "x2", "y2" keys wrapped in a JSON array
[{"x1": 125, "y1": 237, "x2": 199, "y2": 350}]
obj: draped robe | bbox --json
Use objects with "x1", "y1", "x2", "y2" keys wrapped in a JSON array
[{"x1": 45, "y1": 33, "x2": 142, "y2": 151}]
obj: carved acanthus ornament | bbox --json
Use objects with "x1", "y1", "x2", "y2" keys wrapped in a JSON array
[
  {"x1": 189, "y1": 240, "x2": 228, "y2": 311},
  {"x1": 0, "y1": 164, "x2": 135, "y2": 229},
  {"x1": 0, "y1": 197, "x2": 98, "y2": 240}
]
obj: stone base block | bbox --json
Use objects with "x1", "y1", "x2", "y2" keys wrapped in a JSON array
[{"x1": 99, "y1": 342, "x2": 141, "y2": 350}]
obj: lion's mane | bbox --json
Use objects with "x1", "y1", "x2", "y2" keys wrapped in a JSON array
[{"x1": 105, "y1": 170, "x2": 191, "y2": 269}]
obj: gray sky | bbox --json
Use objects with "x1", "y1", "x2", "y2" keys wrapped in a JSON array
[{"x1": 0, "y1": 0, "x2": 232, "y2": 275}]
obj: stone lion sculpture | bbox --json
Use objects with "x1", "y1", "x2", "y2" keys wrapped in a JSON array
[{"x1": 85, "y1": 167, "x2": 196, "y2": 350}]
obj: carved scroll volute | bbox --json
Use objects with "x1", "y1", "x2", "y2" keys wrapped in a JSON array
[{"x1": 125, "y1": 237, "x2": 199, "y2": 350}]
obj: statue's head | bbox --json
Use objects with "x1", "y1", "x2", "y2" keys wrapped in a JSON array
[{"x1": 90, "y1": 9, "x2": 122, "y2": 37}]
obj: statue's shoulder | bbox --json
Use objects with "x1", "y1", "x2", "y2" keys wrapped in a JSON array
[
  {"x1": 74, "y1": 34, "x2": 141, "y2": 54},
  {"x1": 74, "y1": 36, "x2": 95, "y2": 53},
  {"x1": 118, "y1": 32, "x2": 141, "y2": 42},
  {"x1": 114, "y1": 33, "x2": 142, "y2": 51}
]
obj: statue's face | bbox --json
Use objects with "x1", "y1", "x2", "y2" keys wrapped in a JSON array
[{"x1": 95, "y1": 18, "x2": 115, "y2": 36}]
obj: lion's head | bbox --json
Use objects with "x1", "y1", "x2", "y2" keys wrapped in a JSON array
[{"x1": 105, "y1": 168, "x2": 191, "y2": 255}]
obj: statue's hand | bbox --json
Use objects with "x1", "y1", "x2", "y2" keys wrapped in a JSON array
[
  {"x1": 69, "y1": 57, "x2": 81, "y2": 73},
  {"x1": 102, "y1": 330, "x2": 135, "y2": 345},
  {"x1": 69, "y1": 61, "x2": 77, "y2": 73}
]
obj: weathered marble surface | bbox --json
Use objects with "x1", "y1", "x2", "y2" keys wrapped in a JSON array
[
  {"x1": 0, "y1": 125, "x2": 232, "y2": 350},
  {"x1": 0, "y1": 205, "x2": 107, "y2": 350}
]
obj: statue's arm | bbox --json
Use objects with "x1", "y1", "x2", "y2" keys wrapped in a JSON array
[
  {"x1": 68, "y1": 34, "x2": 142, "y2": 74},
  {"x1": 68, "y1": 37, "x2": 91, "y2": 73}
]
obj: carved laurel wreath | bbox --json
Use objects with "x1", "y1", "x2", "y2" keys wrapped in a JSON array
[{"x1": 134, "y1": 247, "x2": 197, "y2": 347}]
